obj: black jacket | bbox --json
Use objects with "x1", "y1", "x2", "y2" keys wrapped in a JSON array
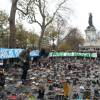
[{"x1": 0, "y1": 73, "x2": 5, "y2": 86}]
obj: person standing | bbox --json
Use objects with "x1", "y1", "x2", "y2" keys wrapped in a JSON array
[
  {"x1": 0, "y1": 68, "x2": 6, "y2": 100},
  {"x1": 19, "y1": 47, "x2": 32, "y2": 84},
  {"x1": 63, "y1": 81, "x2": 71, "y2": 100},
  {"x1": 37, "y1": 86, "x2": 45, "y2": 100},
  {"x1": 0, "y1": 68, "x2": 5, "y2": 88}
]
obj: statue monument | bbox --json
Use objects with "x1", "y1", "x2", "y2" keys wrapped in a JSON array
[
  {"x1": 79, "y1": 13, "x2": 100, "y2": 52},
  {"x1": 88, "y1": 13, "x2": 93, "y2": 27},
  {"x1": 85, "y1": 13, "x2": 96, "y2": 45}
]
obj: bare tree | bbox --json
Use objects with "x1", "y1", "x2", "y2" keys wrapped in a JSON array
[
  {"x1": 18, "y1": 0, "x2": 70, "y2": 49},
  {"x1": 9, "y1": 0, "x2": 18, "y2": 48},
  {"x1": 55, "y1": 15, "x2": 67, "y2": 50},
  {"x1": 9, "y1": 0, "x2": 31, "y2": 48},
  {"x1": 65, "y1": 28, "x2": 84, "y2": 51},
  {"x1": 45, "y1": 15, "x2": 66, "y2": 50},
  {"x1": 9, "y1": 0, "x2": 70, "y2": 48}
]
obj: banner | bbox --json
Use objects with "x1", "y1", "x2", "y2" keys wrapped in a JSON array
[
  {"x1": 30, "y1": 50, "x2": 39, "y2": 57},
  {"x1": 49, "y1": 52, "x2": 97, "y2": 58},
  {"x1": 0, "y1": 48, "x2": 39, "y2": 59},
  {"x1": 0, "y1": 48, "x2": 23, "y2": 59}
]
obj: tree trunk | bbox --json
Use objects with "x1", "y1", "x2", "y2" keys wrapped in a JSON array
[
  {"x1": 9, "y1": 0, "x2": 18, "y2": 48},
  {"x1": 38, "y1": 28, "x2": 45, "y2": 49}
]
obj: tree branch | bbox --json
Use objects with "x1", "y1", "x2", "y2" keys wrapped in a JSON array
[
  {"x1": 42, "y1": 0, "x2": 46, "y2": 14},
  {"x1": 38, "y1": 0, "x2": 44, "y2": 17},
  {"x1": 45, "y1": 0, "x2": 67, "y2": 27},
  {"x1": 17, "y1": 7, "x2": 28, "y2": 15},
  {"x1": 17, "y1": 0, "x2": 32, "y2": 15},
  {"x1": 33, "y1": 20, "x2": 42, "y2": 27},
  {"x1": 28, "y1": 15, "x2": 42, "y2": 27}
]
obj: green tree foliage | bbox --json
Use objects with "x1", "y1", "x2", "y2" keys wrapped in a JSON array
[
  {"x1": 58, "y1": 42, "x2": 71, "y2": 51},
  {"x1": 44, "y1": 25, "x2": 59, "y2": 50},
  {"x1": 0, "y1": 10, "x2": 9, "y2": 47},
  {"x1": 16, "y1": 24, "x2": 28, "y2": 48},
  {"x1": 16, "y1": 23, "x2": 39, "y2": 48},
  {"x1": 27, "y1": 31, "x2": 39, "y2": 49},
  {"x1": 45, "y1": 25, "x2": 58, "y2": 42},
  {"x1": 45, "y1": 17, "x2": 66, "y2": 50},
  {"x1": 0, "y1": 10, "x2": 8, "y2": 26}
]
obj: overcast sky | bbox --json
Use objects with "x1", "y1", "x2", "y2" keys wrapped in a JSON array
[{"x1": 0, "y1": 0, "x2": 100, "y2": 35}]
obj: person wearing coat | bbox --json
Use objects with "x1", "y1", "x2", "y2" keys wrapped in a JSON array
[{"x1": 0, "y1": 69, "x2": 5, "y2": 88}]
